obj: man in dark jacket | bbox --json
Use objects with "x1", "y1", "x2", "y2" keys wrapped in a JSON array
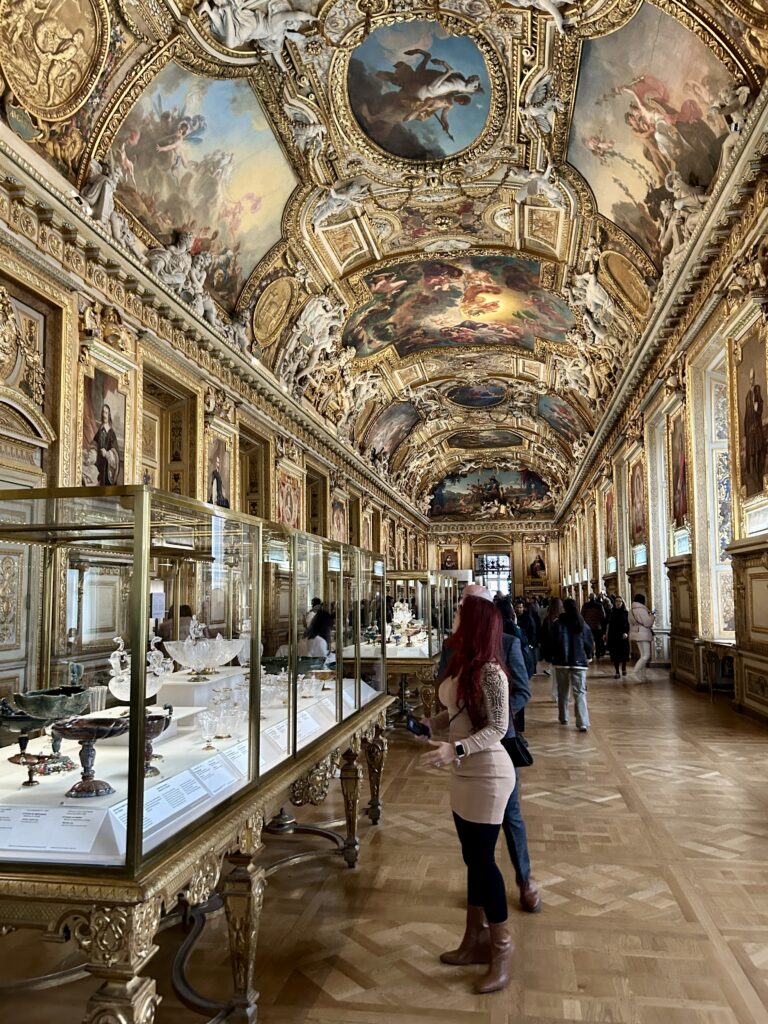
[
  {"x1": 514, "y1": 596, "x2": 538, "y2": 677},
  {"x1": 437, "y1": 584, "x2": 540, "y2": 913},
  {"x1": 581, "y1": 594, "x2": 606, "y2": 659}
]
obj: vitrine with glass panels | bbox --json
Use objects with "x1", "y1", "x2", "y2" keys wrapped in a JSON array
[{"x1": 0, "y1": 487, "x2": 385, "y2": 875}]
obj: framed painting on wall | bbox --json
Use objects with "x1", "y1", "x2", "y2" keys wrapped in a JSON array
[
  {"x1": 206, "y1": 435, "x2": 231, "y2": 508},
  {"x1": 331, "y1": 496, "x2": 347, "y2": 543},
  {"x1": 81, "y1": 366, "x2": 126, "y2": 487},
  {"x1": 525, "y1": 544, "x2": 548, "y2": 581},
  {"x1": 669, "y1": 409, "x2": 689, "y2": 528},
  {"x1": 629, "y1": 458, "x2": 647, "y2": 546},
  {"x1": 276, "y1": 467, "x2": 302, "y2": 530},
  {"x1": 440, "y1": 548, "x2": 459, "y2": 570},
  {"x1": 604, "y1": 487, "x2": 616, "y2": 560},
  {"x1": 733, "y1": 323, "x2": 768, "y2": 501}
]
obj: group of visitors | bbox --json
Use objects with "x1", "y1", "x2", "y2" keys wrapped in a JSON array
[{"x1": 414, "y1": 583, "x2": 658, "y2": 993}]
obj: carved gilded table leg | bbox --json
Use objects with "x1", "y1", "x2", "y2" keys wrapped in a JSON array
[
  {"x1": 420, "y1": 682, "x2": 436, "y2": 719},
  {"x1": 362, "y1": 724, "x2": 388, "y2": 825},
  {"x1": 77, "y1": 898, "x2": 163, "y2": 1024},
  {"x1": 221, "y1": 856, "x2": 268, "y2": 1023},
  {"x1": 340, "y1": 745, "x2": 362, "y2": 868}
]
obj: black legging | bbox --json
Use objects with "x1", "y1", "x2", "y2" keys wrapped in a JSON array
[
  {"x1": 612, "y1": 656, "x2": 627, "y2": 674},
  {"x1": 452, "y1": 812, "x2": 508, "y2": 924}
]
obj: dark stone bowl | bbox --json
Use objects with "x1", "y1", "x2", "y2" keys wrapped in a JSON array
[{"x1": 14, "y1": 686, "x2": 89, "y2": 723}]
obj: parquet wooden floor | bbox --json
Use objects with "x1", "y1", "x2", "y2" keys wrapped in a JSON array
[{"x1": 7, "y1": 664, "x2": 768, "y2": 1023}]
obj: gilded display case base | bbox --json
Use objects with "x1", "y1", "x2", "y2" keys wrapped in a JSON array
[
  {"x1": 0, "y1": 694, "x2": 394, "y2": 1023},
  {"x1": 362, "y1": 724, "x2": 387, "y2": 826},
  {"x1": 340, "y1": 746, "x2": 362, "y2": 869}
]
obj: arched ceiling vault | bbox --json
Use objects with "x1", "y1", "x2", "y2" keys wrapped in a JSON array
[{"x1": 4, "y1": 0, "x2": 766, "y2": 520}]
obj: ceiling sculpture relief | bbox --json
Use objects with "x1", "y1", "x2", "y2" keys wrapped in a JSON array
[{"x1": 1, "y1": 0, "x2": 764, "y2": 521}]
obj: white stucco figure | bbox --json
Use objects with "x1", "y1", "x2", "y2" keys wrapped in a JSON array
[{"x1": 197, "y1": 0, "x2": 317, "y2": 73}]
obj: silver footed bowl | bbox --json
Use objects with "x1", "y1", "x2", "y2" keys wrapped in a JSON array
[{"x1": 14, "y1": 686, "x2": 89, "y2": 721}]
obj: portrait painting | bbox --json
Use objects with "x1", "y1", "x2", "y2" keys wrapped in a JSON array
[
  {"x1": 331, "y1": 497, "x2": 347, "y2": 544},
  {"x1": 430, "y1": 467, "x2": 553, "y2": 518},
  {"x1": 362, "y1": 512, "x2": 373, "y2": 552},
  {"x1": 344, "y1": 255, "x2": 574, "y2": 359},
  {"x1": 81, "y1": 368, "x2": 125, "y2": 487},
  {"x1": 363, "y1": 401, "x2": 420, "y2": 460},
  {"x1": 629, "y1": 459, "x2": 646, "y2": 546},
  {"x1": 347, "y1": 19, "x2": 492, "y2": 161},
  {"x1": 111, "y1": 63, "x2": 297, "y2": 310},
  {"x1": 604, "y1": 488, "x2": 617, "y2": 559},
  {"x1": 670, "y1": 410, "x2": 689, "y2": 527},
  {"x1": 525, "y1": 545, "x2": 548, "y2": 581},
  {"x1": 276, "y1": 468, "x2": 302, "y2": 530},
  {"x1": 447, "y1": 382, "x2": 506, "y2": 408},
  {"x1": 568, "y1": 3, "x2": 733, "y2": 265},
  {"x1": 537, "y1": 394, "x2": 589, "y2": 438},
  {"x1": 736, "y1": 327, "x2": 768, "y2": 498},
  {"x1": 440, "y1": 548, "x2": 459, "y2": 570},
  {"x1": 447, "y1": 429, "x2": 522, "y2": 449},
  {"x1": 207, "y1": 436, "x2": 230, "y2": 508}
]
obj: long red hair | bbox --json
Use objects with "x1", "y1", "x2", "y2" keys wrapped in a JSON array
[{"x1": 443, "y1": 595, "x2": 507, "y2": 730}]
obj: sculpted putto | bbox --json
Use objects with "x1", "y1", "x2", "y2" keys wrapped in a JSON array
[
  {"x1": 514, "y1": 161, "x2": 565, "y2": 209},
  {"x1": 311, "y1": 176, "x2": 370, "y2": 230},
  {"x1": 503, "y1": 0, "x2": 570, "y2": 34},
  {"x1": 197, "y1": 0, "x2": 317, "y2": 72},
  {"x1": 278, "y1": 293, "x2": 346, "y2": 391},
  {"x1": 283, "y1": 88, "x2": 327, "y2": 160},
  {"x1": 519, "y1": 73, "x2": 566, "y2": 137}
]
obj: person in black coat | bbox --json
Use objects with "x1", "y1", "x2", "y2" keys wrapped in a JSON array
[
  {"x1": 551, "y1": 598, "x2": 593, "y2": 732},
  {"x1": 606, "y1": 595, "x2": 630, "y2": 678}
]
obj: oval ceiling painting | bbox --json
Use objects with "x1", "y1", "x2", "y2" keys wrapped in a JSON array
[
  {"x1": 347, "y1": 19, "x2": 492, "y2": 161},
  {"x1": 344, "y1": 256, "x2": 574, "y2": 358},
  {"x1": 447, "y1": 429, "x2": 522, "y2": 449},
  {"x1": 447, "y1": 383, "x2": 506, "y2": 408}
]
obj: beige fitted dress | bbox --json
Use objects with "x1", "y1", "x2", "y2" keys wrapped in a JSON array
[{"x1": 433, "y1": 663, "x2": 516, "y2": 825}]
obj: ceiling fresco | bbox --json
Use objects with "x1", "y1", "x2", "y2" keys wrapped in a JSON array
[
  {"x1": 430, "y1": 467, "x2": 554, "y2": 519},
  {"x1": 1, "y1": 0, "x2": 764, "y2": 521},
  {"x1": 568, "y1": 4, "x2": 734, "y2": 264},
  {"x1": 447, "y1": 429, "x2": 524, "y2": 449},
  {"x1": 343, "y1": 256, "x2": 574, "y2": 358},
  {"x1": 111, "y1": 64, "x2": 297, "y2": 311},
  {"x1": 348, "y1": 19, "x2": 492, "y2": 160}
]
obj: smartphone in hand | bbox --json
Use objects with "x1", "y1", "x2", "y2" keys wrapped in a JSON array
[{"x1": 406, "y1": 714, "x2": 430, "y2": 737}]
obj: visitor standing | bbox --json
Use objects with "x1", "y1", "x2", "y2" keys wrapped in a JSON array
[
  {"x1": 606, "y1": 596, "x2": 630, "y2": 678},
  {"x1": 629, "y1": 594, "x2": 655, "y2": 682},
  {"x1": 540, "y1": 598, "x2": 563, "y2": 700},
  {"x1": 420, "y1": 594, "x2": 516, "y2": 993},
  {"x1": 551, "y1": 598, "x2": 593, "y2": 732},
  {"x1": 581, "y1": 594, "x2": 606, "y2": 659}
]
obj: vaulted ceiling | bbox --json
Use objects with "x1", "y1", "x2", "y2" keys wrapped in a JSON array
[{"x1": 3, "y1": 0, "x2": 765, "y2": 519}]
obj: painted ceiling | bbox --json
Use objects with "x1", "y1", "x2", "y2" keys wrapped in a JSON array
[{"x1": 2, "y1": 0, "x2": 764, "y2": 520}]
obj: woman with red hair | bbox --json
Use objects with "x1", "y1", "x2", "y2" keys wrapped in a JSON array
[{"x1": 420, "y1": 593, "x2": 516, "y2": 993}]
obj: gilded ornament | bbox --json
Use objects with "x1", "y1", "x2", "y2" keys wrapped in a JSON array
[
  {"x1": 0, "y1": 0, "x2": 110, "y2": 122},
  {"x1": 252, "y1": 277, "x2": 296, "y2": 347},
  {"x1": 0, "y1": 286, "x2": 22, "y2": 381}
]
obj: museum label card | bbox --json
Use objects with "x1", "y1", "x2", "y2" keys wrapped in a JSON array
[
  {"x1": 1, "y1": 806, "x2": 107, "y2": 854},
  {"x1": 222, "y1": 740, "x2": 249, "y2": 777},
  {"x1": 191, "y1": 755, "x2": 238, "y2": 795}
]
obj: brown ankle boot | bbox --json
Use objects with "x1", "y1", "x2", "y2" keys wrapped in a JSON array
[
  {"x1": 475, "y1": 921, "x2": 513, "y2": 993},
  {"x1": 440, "y1": 905, "x2": 491, "y2": 965}
]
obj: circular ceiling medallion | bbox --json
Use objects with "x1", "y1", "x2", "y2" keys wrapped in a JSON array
[
  {"x1": 447, "y1": 383, "x2": 506, "y2": 408},
  {"x1": 346, "y1": 19, "x2": 492, "y2": 161},
  {"x1": 252, "y1": 277, "x2": 296, "y2": 347},
  {"x1": 0, "y1": 0, "x2": 110, "y2": 121}
]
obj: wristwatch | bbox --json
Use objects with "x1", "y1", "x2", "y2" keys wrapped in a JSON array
[{"x1": 454, "y1": 741, "x2": 467, "y2": 759}]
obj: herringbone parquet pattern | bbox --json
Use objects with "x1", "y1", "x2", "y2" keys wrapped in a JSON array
[{"x1": 8, "y1": 665, "x2": 768, "y2": 1023}]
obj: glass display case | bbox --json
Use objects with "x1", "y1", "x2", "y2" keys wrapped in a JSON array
[
  {"x1": 0, "y1": 487, "x2": 386, "y2": 875},
  {"x1": 383, "y1": 571, "x2": 450, "y2": 718}
]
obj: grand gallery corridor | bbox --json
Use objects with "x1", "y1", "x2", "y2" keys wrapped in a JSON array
[{"x1": 12, "y1": 667, "x2": 768, "y2": 1024}]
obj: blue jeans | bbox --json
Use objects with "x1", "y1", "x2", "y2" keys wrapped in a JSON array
[
  {"x1": 501, "y1": 769, "x2": 531, "y2": 885},
  {"x1": 555, "y1": 666, "x2": 589, "y2": 728}
]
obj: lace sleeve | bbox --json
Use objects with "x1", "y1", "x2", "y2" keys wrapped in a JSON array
[{"x1": 461, "y1": 663, "x2": 509, "y2": 756}]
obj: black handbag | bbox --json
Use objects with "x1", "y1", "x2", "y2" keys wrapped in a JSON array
[{"x1": 501, "y1": 733, "x2": 533, "y2": 768}]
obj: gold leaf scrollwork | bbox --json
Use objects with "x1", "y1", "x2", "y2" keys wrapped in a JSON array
[
  {"x1": 182, "y1": 851, "x2": 223, "y2": 906},
  {"x1": 289, "y1": 749, "x2": 341, "y2": 806}
]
